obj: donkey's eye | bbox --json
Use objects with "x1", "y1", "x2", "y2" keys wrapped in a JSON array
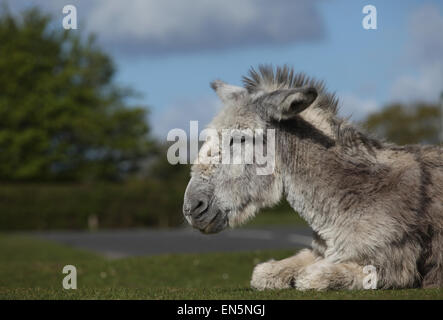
[{"x1": 230, "y1": 136, "x2": 247, "y2": 146}]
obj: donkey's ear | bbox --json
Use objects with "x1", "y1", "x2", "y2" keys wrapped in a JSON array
[
  {"x1": 210, "y1": 80, "x2": 247, "y2": 104},
  {"x1": 266, "y1": 87, "x2": 317, "y2": 120}
]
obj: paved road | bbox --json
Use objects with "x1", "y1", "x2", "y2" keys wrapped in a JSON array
[{"x1": 32, "y1": 227, "x2": 313, "y2": 258}]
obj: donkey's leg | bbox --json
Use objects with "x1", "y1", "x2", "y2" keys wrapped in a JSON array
[
  {"x1": 422, "y1": 231, "x2": 443, "y2": 288},
  {"x1": 295, "y1": 259, "x2": 367, "y2": 290},
  {"x1": 251, "y1": 249, "x2": 318, "y2": 290}
]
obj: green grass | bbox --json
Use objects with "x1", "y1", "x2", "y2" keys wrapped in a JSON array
[{"x1": 0, "y1": 234, "x2": 442, "y2": 300}]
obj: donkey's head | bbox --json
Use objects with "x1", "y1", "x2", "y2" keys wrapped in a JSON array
[{"x1": 183, "y1": 66, "x2": 321, "y2": 233}]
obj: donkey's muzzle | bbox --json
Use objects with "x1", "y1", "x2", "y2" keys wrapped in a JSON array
[{"x1": 183, "y1": 178, "x2": 228, "y2": 234}]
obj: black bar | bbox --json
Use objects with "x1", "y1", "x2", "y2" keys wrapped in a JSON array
[{"x1": 1, "y1": 300, "x2": 441, "y2": 318}]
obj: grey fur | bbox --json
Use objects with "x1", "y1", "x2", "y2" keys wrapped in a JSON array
[{"x1": 183, "y1": 65, "x2": 443, "y2": 290}]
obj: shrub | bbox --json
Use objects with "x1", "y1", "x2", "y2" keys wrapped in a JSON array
[{"x1": 0, "y1": 181, "x2": 185, "y2": 230}]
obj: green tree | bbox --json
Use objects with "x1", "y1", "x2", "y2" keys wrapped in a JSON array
[
  {"x1": 0, "y1": 7, "x2": 154, "y2": 181},
  {"x1": 363, "y1": 102, "x2": 441, "y2": 145}
]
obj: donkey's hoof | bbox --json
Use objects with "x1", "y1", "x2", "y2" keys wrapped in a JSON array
[
  {"x1": 295, "y1": 264, "x2": 330, "y2": 291},
  {"x1": 250, "y1": 259, "x2": 292, "y2": 290}
]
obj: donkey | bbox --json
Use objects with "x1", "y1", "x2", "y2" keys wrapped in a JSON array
[{"x1": 182, "y1": 65, "x2": 443, "y2": 290}]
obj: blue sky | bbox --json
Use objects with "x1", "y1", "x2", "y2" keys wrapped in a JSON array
[{"x1": 7, "y1": 0, "x2": 443, "y2": 138}]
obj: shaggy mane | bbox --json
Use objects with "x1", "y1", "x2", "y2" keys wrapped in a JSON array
[
  {"x1": 243, "y1": 65, "x2": 383, "y2": 153},
  {"x1": 242, "y1": 64, "x2": 339, "y2": 115}
]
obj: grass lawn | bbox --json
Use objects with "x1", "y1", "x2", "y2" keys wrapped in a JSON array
[{"x1": 0, "y1": 233, "x2": 442, "y2": 300}]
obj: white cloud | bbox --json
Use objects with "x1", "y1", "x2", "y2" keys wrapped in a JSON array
[
  {"x1": 88, "y1": 1, "x2": 259, "y2": 41},
  {"x1": 6, "y1": 0, "x2": 326, "y2": 54},
  {"x1": 75, "y1": 0, "x2": 324, "y2": 54}
]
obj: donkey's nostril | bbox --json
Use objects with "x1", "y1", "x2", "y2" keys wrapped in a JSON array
[
  {"x1": 187, "y1": 197, "x2": 209, "y2": 218},
  {"x1": 196, "y1": 201, "x2": 204, "y2": 211}
]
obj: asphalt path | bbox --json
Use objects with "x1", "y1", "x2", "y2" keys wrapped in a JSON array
[{"x1": 31, "y1": 227, "x2": 313, "y2": 258}]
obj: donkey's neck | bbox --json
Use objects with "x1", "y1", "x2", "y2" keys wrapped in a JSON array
[
  {"x1": 275, "y1": 117, "x2": 349, "y2": 233},
  {"x1": 299, "y1": 107, "x2": 336, "y2": 139}
]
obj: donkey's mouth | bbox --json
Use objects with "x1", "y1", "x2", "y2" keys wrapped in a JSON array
[{"x1": 200, "y1": 210, "x2": 228, "y2": 234}]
